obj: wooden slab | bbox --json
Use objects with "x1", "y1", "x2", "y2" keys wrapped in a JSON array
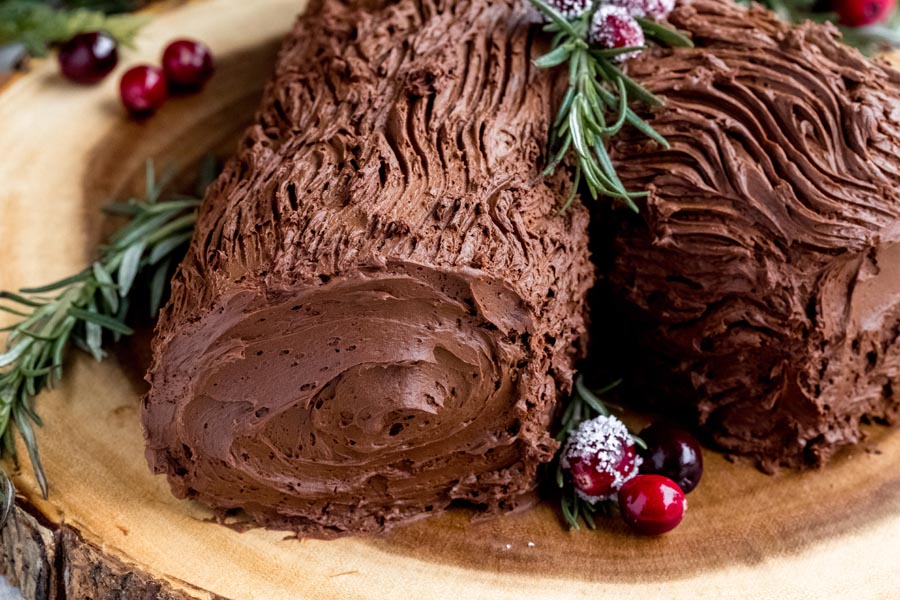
[{"x1": 2, "y1": 1, "x2": 900, "y2": 598}]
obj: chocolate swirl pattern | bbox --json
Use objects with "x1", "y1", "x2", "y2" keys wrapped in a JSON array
[
  {"x1": 609, "y1": 0, "x2": 900, "y2": 470},
  {"x1": 143, "y1": 0, "x2": 593, "y2": 537}
]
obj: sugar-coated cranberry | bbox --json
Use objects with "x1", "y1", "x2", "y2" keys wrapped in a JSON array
[
  {"x1": 834, "y1": 0, "x2": 896, "y2": 26},
  {"x1": 618, "y1": 474, "x2": 686, "y2": 535},
  {"x1": 610, "y1": 0, "x2": 676, "y2": 20},
  {"x1": 120, "y1": 65, "x2": 168, "y2": 117},
  {"x1": 589, "y1": 6, "x2": 645, "y2": 62},
  {"x1": 561, "y1": 415, "x2": 641, "y2": 502},
  {"x1": 547, "y1": 0, "x2": 592, "y2": 19},
  {"x1": 57, "y1": 31, "x2": 118, "y2": 84},
  {"x1": 638, "y1": 423, "x2": 703, "y2": 493},
  {"x1": 161, "y1": 39, "x2": 214, "y2": 92}
]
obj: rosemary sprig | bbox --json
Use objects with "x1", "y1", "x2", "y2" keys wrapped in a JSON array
[
  {"x1": 0, "y1": 0, "x2": 149, "y2": 57},
  {"x1": 529, "y1": 0, "x2": 693, "y2": 211},
  {"x1": 0, "y1": 162, "x2": 201, "y2": 498},
  {"x1": 554, "y1": 375, "x2": 645, "y2": 530}
]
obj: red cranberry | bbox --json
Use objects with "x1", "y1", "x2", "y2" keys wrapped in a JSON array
[
  {"x1": 57, "y1": 31, "x2": 118, "y2": 84},
  {"x1": 589, "y1": 6, "x2": 645, "y2": 62},
  {"x1": 161, "y1": 39, "x2": 214, "y2": 92},
  {"x1": 834, "y1": 0, "x2": 896, "y2": 26},
  {"x1": 120, "y1": 65, "x2": 168, "y2": 118},
  {"x1": 639, "y1": 423, "x2": 703, "y2": 493},
  {"x1": 618, "y1": 474, "x2": 685, "y2": 535},
  {"x1": 562, "y1": 415, "x2": 641, "y2": 502}
]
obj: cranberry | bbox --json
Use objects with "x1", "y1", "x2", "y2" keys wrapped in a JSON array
[
  {"x1": 161, "y1": 39, "x2": 214, "y2": 92},
  {"x1": 638, "y1": 423, "x2": 703, "y2": 493},
  {"x1": 834, "y1": 0, "x2": 896, "y2": 26},
  {"x1": 618, "y1": 474, "x2": 686, "y2": 535},
  {"x1": 561, "y1": 415, "x2": 641, "y2": 502},
  {"x1": 120, "y1": 65, "x2": 168, "y2": 118},
  {"x1": 610, "y1": 0, "x2": 675, "y2": 20},
  {"x1": 57, "y1": 31, "x2": 118, "y2": 84},
  {"x1": 589, "y1": 6, "x2": 646, "y2": 62}
]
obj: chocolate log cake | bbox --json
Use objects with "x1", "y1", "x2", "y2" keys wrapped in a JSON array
[
  {"x1": 608, "y1": 0, "x2": 900, "y2": 470},
  {"x1": 143, "y1": 0, "x2": 592, "y2": 536}
]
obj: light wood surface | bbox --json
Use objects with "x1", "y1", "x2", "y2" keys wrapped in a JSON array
[{"x1": 2, "y1": 1, "x2": 900, "y2": 598}]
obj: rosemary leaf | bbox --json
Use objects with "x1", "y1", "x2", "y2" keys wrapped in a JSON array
[
  {"x1": 20, "y1": 271, "x2": 90, "y2": 294},
  {"x1": 635, "y1": 17, "x2": 695, "y2": 48},
  {"x1": 116, "y1": 240, "x2": 146, "y2": 297},
  {"x1": 534, "y1": 44, "x2": 571, "y2": 68}
]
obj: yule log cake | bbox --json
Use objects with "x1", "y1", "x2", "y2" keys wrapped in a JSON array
[
  {"x1": 609, "y1": 0, "x2": 900, "y2": 471},
  {"x1": 143, "y1": 0, "x2": 593, "y2": 537},
  {"x1": 143, "y1": 0, "x2": 900, "y2": 536}
]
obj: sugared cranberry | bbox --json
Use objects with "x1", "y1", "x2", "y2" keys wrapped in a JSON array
[
  {"x1": 120, "y1": 65, "x2": 168, "y2": 117},
  {"x1": 589, "y1": 6, "x2": 645, "y2": 62},
  {"x1": 57, "y1": 31, "x2": 118, "y2": 84},
  {"x1": 618, "y1": 474, "x2": 686, "y2": 535},
  {"x1": 638, "y1": 423, "x2": 703, "y2": 493},
  {"x1": 161, "y1": 39, "x2": 214, "y2": 92},
  {"x1": 610, "y1": 0, "x2": 675, "y2": 20},
  {"x1": 561, "y1": 415, "x2": 641, "y2": 502},
  {"x1": 547, "y1": 0, "x2": 592, "y2": 19},
  {"x1": 834, "y1": 0, "x2": 896, "y2": 26}
]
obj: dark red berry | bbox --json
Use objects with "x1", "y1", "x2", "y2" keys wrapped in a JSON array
[
  {"x1": 834, "y1": 0, "x2": 896, "y2": 26},
  {"x1": 120, "y1": 65, "x2": 168, "y2": 118},
  {"x1": 618, "y1": 474, "x2": 686, "y2": 535},
  {"x1": 562, "y1": 415, "x2": 641, "y2": 501},
  {"x1": 161, "y1": 39, "x2": 214, "y2": 92},
  {"x1": 57, "y1": 31, "x2": 118, "y2": 85},
  {"x1": 589, "y1": 6, "x2": 645, "y2": 62},
  {"x1": 639, "y1": 423, "x2": 703, "y2": 493}
]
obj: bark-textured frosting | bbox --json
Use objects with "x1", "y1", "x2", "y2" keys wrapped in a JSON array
[
  {"x1": 143, "y1": 0, "x2": 593, "y2": 537},
  {"x1": 609, "y1": 0, "x2": 900, "y2": 470}
]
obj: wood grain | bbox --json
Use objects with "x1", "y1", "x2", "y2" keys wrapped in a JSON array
[{"x1": 1, "y1": 1, "x2": 900, "y2": 597}]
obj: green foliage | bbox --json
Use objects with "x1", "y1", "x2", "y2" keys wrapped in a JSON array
[
  {"x1": 553, "y1": 376, "x2": 645, "y2": 530},
  {"x1": 529, "y1": 0, "x2": 693, "y2": 210},
  {"x1": 0, "y1": 0, "x2": 149, "y2": 56},
  {"x1": 0, "y1": 163, "x2": 200, "y2": 497}
]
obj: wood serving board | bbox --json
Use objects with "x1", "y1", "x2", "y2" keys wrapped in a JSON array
[{"x1": 2, "y1": 1, "x2": 900, "y2": 598}]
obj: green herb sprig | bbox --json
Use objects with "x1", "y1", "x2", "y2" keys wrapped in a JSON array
[
  {"x1": 529, "y1": 0, "x2": 693, "y2": 211},
  {"x1": 553, "y1": 375, "x2": 646, "y2": 530},
  {"x1": 0, "y1": 0, "x2": 149, "y2": 57},
  {"x1": 0, "y1": 163, "x2": 201, "y2": 497}
]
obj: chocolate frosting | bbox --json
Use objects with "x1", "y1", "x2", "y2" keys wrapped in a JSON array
[
  {"x1": 608, "y1": 0, "x2": 900, "y2": 469},
  {"x1": 143, "y1": 0, "x2": 593, "y2": 536}
]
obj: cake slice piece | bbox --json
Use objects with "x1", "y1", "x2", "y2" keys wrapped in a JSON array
[
  {"x1": 142, "y1": 0, "x2": 593, "y2": 537},
  {"x1": 608, "y1": 0, "x2": 900, "y2": 470}
]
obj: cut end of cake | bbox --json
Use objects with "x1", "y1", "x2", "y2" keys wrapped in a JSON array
[{"x1": 144, "y1": 262, "x2": 571, "y2": 537}]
